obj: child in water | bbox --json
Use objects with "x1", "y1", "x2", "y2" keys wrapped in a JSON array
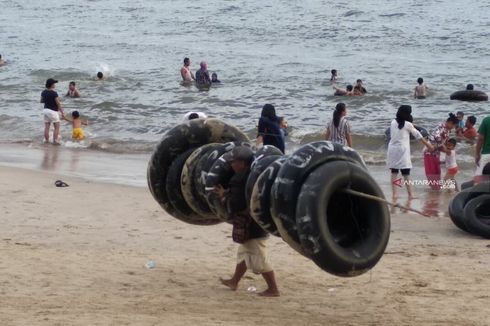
[
  {"x1": 278, "y1": 117, "x2": 288, "y2": 141},
  {"x1": 211, "y1": 73, "x2": 221, "y2": 83},
  {"x1": 66, "y1": 110, "x2": 88, "y2": 140},
  {"x1": 456, "y1": 111, "x2": 465, "y2": 131},
  {"x1": 330, "y1": 69, "x2": 338, "y2": 82},
  {"x1": 443, "y1": 138, "x2": 458, "y2": 191},
  {"x1": 414, "y1": 77, "x2": 429, "y2": 99}
]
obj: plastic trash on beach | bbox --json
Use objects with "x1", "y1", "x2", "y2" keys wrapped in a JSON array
[
  {"x1": 145, "y1": 260, "x2": 156, "y2": 269},
  {"x1": 247, "y1": 286, "x2": 257, "y2": 293}
]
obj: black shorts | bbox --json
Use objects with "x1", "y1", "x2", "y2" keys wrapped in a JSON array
[{"x1": 391, "y1": 168, "x2": 410, "y2": 176}]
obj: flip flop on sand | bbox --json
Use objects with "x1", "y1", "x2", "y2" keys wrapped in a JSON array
[{"x1": 54, "y1": 180, "x2": 69, "y2": 187}]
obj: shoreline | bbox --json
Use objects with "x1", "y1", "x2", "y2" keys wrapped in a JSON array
[{"x1": 1, "y1": 165, "x2": 489, "y2": 325}]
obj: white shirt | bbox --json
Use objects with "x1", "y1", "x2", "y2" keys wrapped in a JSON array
[
  {"x1": 182, "y1": 111, "x2": 208, "y2": 122},
  {"x1": 386, "y1": 120, "x2": 422, "y2": 169},
  {"x1": 445, "y1": 150, "x2": 457, "y2": 169}
]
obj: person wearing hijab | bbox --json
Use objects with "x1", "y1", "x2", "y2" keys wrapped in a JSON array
[{"x1": 256, "y1": 104, "x2": 285, "y2": 153}]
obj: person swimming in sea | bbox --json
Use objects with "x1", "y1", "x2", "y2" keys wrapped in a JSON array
[
  {"x1": 181, "y1": 57, "x2": 195, "y2": 82},
  {"x1": 0, "y1": 54, "x2": 5, "y2": 66},
  {"x1": 333, "y1": 84, "x2": 354, "y2": 96},
  {"x1": 330, "y1": 69, "x2": 338, "y2": 82},
  {"x1": 353, "y1": 79, "x2": 367, "y2": 95},
  {"x1": 96, "y1": 71, "x2": 104, "y2": 80},
  {"x1": 66, "y1": 81, "x2": 81, "y2": 98},
  {"x1": 211, "y1": 73, "x2": 221, "y2": 83},
  {"x1": 414, "y1": 77, "x2": 429, "y2": 99}
]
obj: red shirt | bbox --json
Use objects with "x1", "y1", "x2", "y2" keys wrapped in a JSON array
[{"x1": 463, "y1": 126, "x2": 477, "y2": 139}]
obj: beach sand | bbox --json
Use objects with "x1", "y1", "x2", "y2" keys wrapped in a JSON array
[{"x1": 1, "y1": 166, "x2": 489, "y2": 326}]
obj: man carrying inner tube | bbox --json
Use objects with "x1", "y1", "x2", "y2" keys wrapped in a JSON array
[{"x1": 214, "y1": 146, "x2": 280, "y2": 297}]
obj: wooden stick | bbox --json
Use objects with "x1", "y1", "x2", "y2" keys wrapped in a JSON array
[{"x1": 342, "y1": 188, "x2": 430, "y2": 217}]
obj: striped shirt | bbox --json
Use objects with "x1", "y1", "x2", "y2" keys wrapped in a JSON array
[{"x1": 327, "y1": 116, "x2": 351, "y2": 145}]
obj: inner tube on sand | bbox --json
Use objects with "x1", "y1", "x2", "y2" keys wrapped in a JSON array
[
  {"x1": 448, "y1": 182, "x2": 490, "y2": 232},
  {"x1": 147, "y1": 118, "x2": 249, "y2": 220},
  {"x1": 463, "y1": 194, "x2": 490, "y2": 239},
  {"x1": 296, "y1": 160, "x2": 390, "y2": 277},
  {"x1": 450, "y1": 90, "x2": 488, "y2": 102},
  {"x1": 271, "y1": 141, "x2": 366, "y2": 256}
]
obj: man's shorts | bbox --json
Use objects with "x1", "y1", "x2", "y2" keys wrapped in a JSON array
[
  {"x1": 43, "y1": 109, "x2": 60, "y2": 123},
  {"x1": 237, "y1": 238, "x2": 272, "y2": 274}
]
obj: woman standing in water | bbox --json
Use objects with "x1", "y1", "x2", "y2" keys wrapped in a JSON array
[
  {"x1": 256, "y1": 104, "x2": 285, "y2": 153},
  {"x1": 325, "y1": 102, "x2": 352, "y2": 147},
  {"x1": 387, "y1": 105, "x2": 434, "y2": 200},
  {"x1": 424, "y1": 113, "x2": 459, "y2": 190}
]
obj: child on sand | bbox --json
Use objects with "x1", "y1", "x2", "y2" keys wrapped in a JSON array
[
  {"x1": 443, "y1": 138, "x2": 458, "y2": 191},
  {"x1": 414, "y1": 77, "x2": 429, "y2": 99},
  {"x1": 66, "y1": 110, "x2": 88, "y2": 140}
]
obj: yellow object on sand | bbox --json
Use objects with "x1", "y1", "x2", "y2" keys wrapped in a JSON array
[{"x1": 72, "y1": 127, "x2": 85, "y2": 140}]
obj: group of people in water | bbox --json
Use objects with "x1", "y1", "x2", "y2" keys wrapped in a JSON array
[{"x1": 180, "y1": 57, "x2": 220, "y2": 88}]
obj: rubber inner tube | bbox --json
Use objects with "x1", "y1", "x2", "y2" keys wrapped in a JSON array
[
  {"x1": 463, "y1": 194, "x2": 490, "y2": 239},
  {"x1": 147, "y1": 118, "x2": 249, "y2": 219},
  {"x1": 271, "y1": 141, "x2": 366, "y2": 256},
  {"x1": 448, "y1": 182, "x2": 490, "y2": 232},
  {"x1": 245, "y1": 155, "x2": 282, "y2": 205},
  {"x1": 450, "y1": 90, "x2": 488, "y2": 102},
  {"x1": 250, "y1": 157, "x2": 288, "y2": 237},
  {"x1": 296, "y1": 160, "x2": 390, "y2": 277}
]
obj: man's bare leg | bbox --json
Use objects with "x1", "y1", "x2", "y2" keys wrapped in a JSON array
[
  {"x1": 258, "y1": 271, "x2": 280, "y2": 297},
  {"x1": 220, "y1": 261, "x2": 247, "y2": 291},
  {"x1": 53, "y1": 122, "x2": 60, "y2": 144},
  {"x1": 44, "y1": 122, "x2": 50, "y2": 142}
]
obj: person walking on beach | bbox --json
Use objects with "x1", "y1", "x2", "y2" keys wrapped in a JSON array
[
  {"x1": 256, "y1": 104, "x2": 285, "y2": 153},
  {"x1": 414, "y1": 77, "x2": 429, "y2": 99},
  {"x1": 215, "y1": 146, "x2": 280, "y2": 297},
  {"x1": 387, "y1": 105, "x2": 434, "y2": 200},
  {"x1": 66, "y1": 81, "x2": 81, "y2": 98},
  {"x1": 195, "y1": 61, "x2": 211, "y2": 88},
  {"x1": 181, "y1": 57, "x2": 195, "y2": 82},
  {"x1": 325, "y1": 103, "x2": 352, "y2": 147},
  {"x1": 475, "y1": 115, "x2": 490, "y2": 183},
  {"x1": 423, "y1": 113, "x2": 459, "y2": 190},
  {"x1": 41, "y1": 78, "x2": 64, "y2": 144}
]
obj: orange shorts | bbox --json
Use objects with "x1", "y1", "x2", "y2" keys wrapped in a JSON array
[{"x1": 447, "y1": 166, "x2": 458, "y2": 175}]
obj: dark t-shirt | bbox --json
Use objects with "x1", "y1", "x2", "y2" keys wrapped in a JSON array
[
  {"x1": 258, "y1": 116, "x2": 285, "y2": 153},
  {"x1": 226, "y1": 172, "x2": 268, "y2": 240},
  {"x1": 195, "y1": 69, "x2": 211, "y2": 87},
  {"x1": 41, "y1": 89, "x2": 59, "y2": 111}
]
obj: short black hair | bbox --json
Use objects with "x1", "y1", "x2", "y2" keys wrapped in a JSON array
[
  {"x1": 356, "y1": 79, "x2": 362, "y2": 83},
  {"x1": 69, "y1": 81, "x2": 76, "y2": 86},
  {"x1": 447, "y1": 138, "x2": 457, "y2": 146},
  {"x1": 188, "y1": 113, "x2": 199, "y2": 120},
  {"x1": 97, "y1": 72, "x2": 103, "y2": 79},
  {"x1": 0, "y1": 54, "x2": 2, "y2": 59},
  {"x1": 467, "y1": 115, "x2": 477, "y2": 125},
  {"x1": 184, "y1": 57, "x2": 190, "y2": 64},
  {"x1": 466, "y1": 84, "x2": 474, "y2": 90},
  {"x1": 417, "y1": 77, "x2": 423, "y2": 84},
  {"x1": 346, "y1": 85, "x2": 353, "y2": 91},
  {"x1": 331, "y1": 69, "x2": 337, "y2": 75},
  {"x1": 72, "y1": 110, "x2": 80, "y2": 119},
  {"x1": 447, "y1": 113, "x2": 459, "y2": 125}
]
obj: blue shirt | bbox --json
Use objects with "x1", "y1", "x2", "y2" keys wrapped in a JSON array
[{"x1": 258, "y1": 117, "x2": 285, "y2": 153}]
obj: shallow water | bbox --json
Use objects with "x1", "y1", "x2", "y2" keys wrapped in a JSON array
[{"x1": 0, "y1": 0, "x2": 489, "y2": 165}]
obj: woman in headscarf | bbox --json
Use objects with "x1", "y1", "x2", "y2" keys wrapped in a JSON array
[
  {"x1": 387, "y1": 105, "x2": 433, "y2": 200},
  {"x1": 325, "y1": 102, "x2": 352, "y2": 147},
  {"x1": 256, "y1": 104, "x2": 285, "y2": 153}
]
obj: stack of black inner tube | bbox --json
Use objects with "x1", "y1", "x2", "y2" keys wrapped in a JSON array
[{"x1": 148, "y1": 119, "x2": 391, "y2": 277}]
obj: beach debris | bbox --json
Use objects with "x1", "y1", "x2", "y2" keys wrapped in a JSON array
[
  {"x1": 54, "y1": 180, "x2": 69, "y2": 187},
  {"x1": 247, "y1": 286, "x2": 257, "y2": 293},
  {"x1": 145, "y1": 260, "x2": 156, "y2": 269}
]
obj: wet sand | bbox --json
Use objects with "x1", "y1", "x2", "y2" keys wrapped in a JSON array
[{"x1": 1, "y1": 165, "x2": 489, "y2": 325}]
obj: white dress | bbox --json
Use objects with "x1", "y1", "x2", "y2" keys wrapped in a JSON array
[{"x1": 386, "y1": 120, "x2": 422, "y2": 169}]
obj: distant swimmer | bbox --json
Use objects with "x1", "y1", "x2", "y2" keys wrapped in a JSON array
[
  {"x1": 96, "y1": 71, "x2": 104, "y2": 80},
  {"x1": 330, "y1": 69, "x2": 338, "y2": 82},
  {"x1": 181, "y1": 57, "x2": 195, "y2": 82},
  {"x1": 41, "y1": 78, "x2": 65, "y2": 144},
  {"x1": 195, "y1": 61, "x2": 212, "y2": 88},
  {"x1": 66, "y1": 110, "x2": 88, "y2": 141},
  {"x1": 353, "y1": 79, "x2": 367, "y2": 95},
  {"x1": 66, "y1": 81, "x2": 81, "y2": 98},
  {"x1": 466, "y1": 84, "x2": 474, "y2": 90},
  {"x1": 333, "y1": 84, "x2": 353, "y2": 96},
  {"x1": 183, "y1": 111, "x2": 208, "y2": 122},
  {"x1": 211, "y1": 73, "x2": 221, "y2": 83},
  {"x1": 0, "y1": 54, "x2": 5, "y2": 66},
  {"x1": 414, "y1": 77, "x2": 429, "y2": 99}
]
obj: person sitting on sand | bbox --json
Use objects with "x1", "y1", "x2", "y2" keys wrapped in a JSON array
[
  {"x1": 181, "y1": 57, "x2": 195, "y2": 82},
  {"x1": 41, "y1": 78, "x2": 65, "y2": 144},
  {"x1": 353, "y1": 79, "x2": 367, "y2": 95},
  {"x1": 0, "y1": 54, "x2": 5, "y2": 66},
  {"x1": 330, "y1": 69, "x2": 338, "y2": 82},
  {"x1": 457, "y1": 115, "x2": 478, "y2": 140},
  {"x1": 96, "y1": 72, "x2": 104, "y2": 80},
  {"x1": 65, "y1": 110, "x2": 88, "y2": 141},
  {"x1": 214, "y1": 146, "x2": 280, "y2": 297},
  {"x1": 211, "y1": 73, "x2": 221, "y2": 83},
  {"x1": 333, "y1": 84, "x2": 354, "y2": 96},
  {"x1": 414, "y1": 77, "x2": 429, "y2": 99},
  {"x1": 195, "y1": 61, "x2": 212, "y2": 88},
  {"x1": 66, "y1": 81, "x2": 81, "y2": 98}
]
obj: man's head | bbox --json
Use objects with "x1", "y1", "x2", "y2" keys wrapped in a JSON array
[
  {"x1": 200, "y1": 61, "x2": 207, "y2": 70},
  {"x1": 446, "y1": 138, "x2": 457, "y2": 150},
  {"x1": 417, "y1": 77, "x2": 423, "y2": 85},
  {"x1": 466, "y1": 84, "x2": 474, "y2": 90},
  {"x1": 97, "y1": 71, "x2": 104, "y2": 79},
  {"x1": 225, "y1": 146, "x2": 254, "y2": 174},
  {"x1": 69, "y1": 81, "x2": 76, "y2": 90},
  {"x1": 356, "y1": 79, "x2": 362, "y2": 85},
  {"x1": 184, "y1": 57, "x2": 190, "y2": 66},
  {"x1": 72, "y1": 110, "x2": 80, "y2": 119},
  {"x1": 466, "y1": 115, "x2": 477, "y2": 127},
  {"x1": 346, "y1": 85, "x2": 353, "y2": 92},
  {"x1": 188, "y1": 112, "x2": 199, "y2": 120},
  {"x1": 331, "y1": 69, "x2": 337, "y2": 76},
  {"x1": 45, "y1": 78, "x2": 58, "y2": 89},
  {"x1": 211, "y1": 73, "x2": 218, "y2": 81},
  {"x1": 456, "y1": 111, "x2": 464, "y2": 120}
]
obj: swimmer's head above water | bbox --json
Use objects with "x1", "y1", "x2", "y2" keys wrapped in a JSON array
[
  {"x1": 200, "y1": 61, "x2": 208, "y2": 70},
  {"x1": 417, "y1": 77, "x2": 424, "y2": 85},
  {"x1": 97, "y1": 71, "x2": 104, "y2": 79},
  {"x1": 466, "y1": 84, "x2": 474, "y2": 90},
  {"x1": 183, "y1": 57, "x2": 190, "y2": 66},
  {"x1": 346, "y1": 85, "x2": 353, "y2": 92}
]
